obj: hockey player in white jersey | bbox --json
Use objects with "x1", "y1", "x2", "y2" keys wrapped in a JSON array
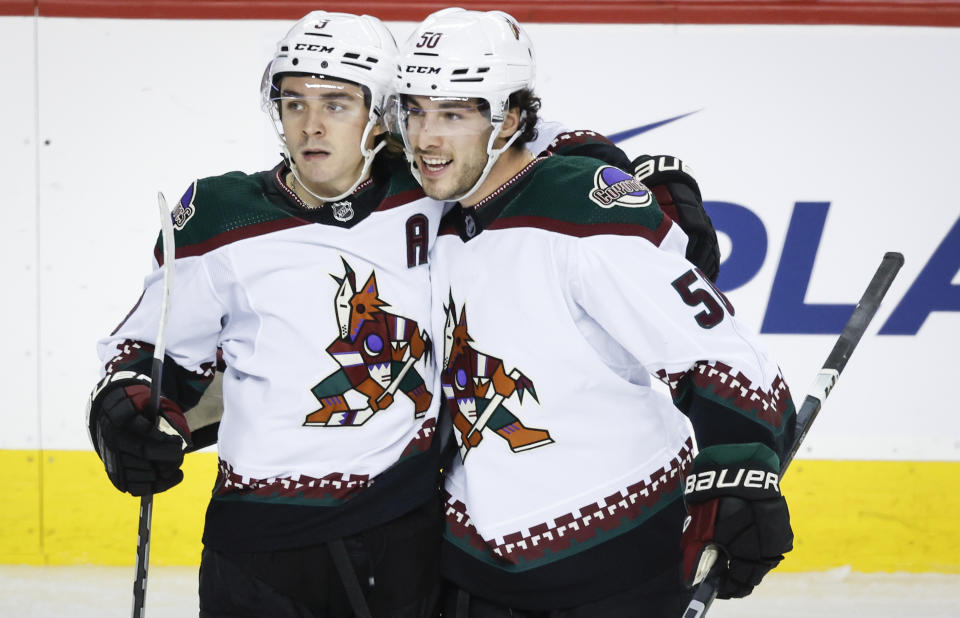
[
  {"x1": 85, "y1": 12, "x2": 446, "y2": 617},
  {"x1": 395, "y1": 8, "x2": 796, "y2": 617},
  {"x1": 84, "y1": 8, "x2": 725, "y2": 616}
]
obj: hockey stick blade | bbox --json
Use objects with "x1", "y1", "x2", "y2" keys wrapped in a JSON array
[
  {"x1": 681, "y1": 251, "x2": 904, "y2": 618},
  {"x1": 132, "y1": 192, "x2": 176, "y2": 618}
]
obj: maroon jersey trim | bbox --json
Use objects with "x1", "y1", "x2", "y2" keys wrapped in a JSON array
[
  {"x1": 154, "y1": 216, "x2": 311, "y2": 264},
  {"x1": 377, "y1": 187, "x2": 427, "y2": 212},
  {"x1": 487, "y1": 213, "x2": 673, "y2": 245}
]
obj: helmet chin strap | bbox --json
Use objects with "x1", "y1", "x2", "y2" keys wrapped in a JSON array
[
  {"x1": 455, "y1": 125, "x2": 524, "y2": 205},
  {"x1": 281, "y1": 118, "x2": 386, "y2": 205},
  {"x1": 406, "y1": 112, "x2": 526, "y2": 205}
]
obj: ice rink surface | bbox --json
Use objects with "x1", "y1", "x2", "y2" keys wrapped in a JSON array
[{"x1": 1, "y1": 565, "x2": 958, "y2": 617}]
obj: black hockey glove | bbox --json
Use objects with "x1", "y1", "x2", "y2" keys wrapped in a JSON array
[
  {"x1": 87, "y1": 373, "x2": 191, "y2": 496},
  {"x1": 681, "y1": 442, "x2": 793, "y2": 599},
  {"x1": 632, "y1": 155, "x2": 721, "y2": 282}
]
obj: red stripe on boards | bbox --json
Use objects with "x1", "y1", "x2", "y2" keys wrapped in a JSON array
[{"x1": 2, "y1": 1, "x2": 960, "y2": 26}]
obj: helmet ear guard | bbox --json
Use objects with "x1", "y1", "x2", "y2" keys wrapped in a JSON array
[
  {"x1": 262, "y1": 11, "x2": 398, "y2": 203},
  {"x1": 394, "y1": 8, "x2": 537, "y2": 203}
]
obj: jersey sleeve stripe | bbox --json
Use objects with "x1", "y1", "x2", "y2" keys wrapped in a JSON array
[
  {"x1": 377, "y1": 187, "x2": 427, "y2": 212},
  {"x1": 156, "y1": 217, "x2": 311, "y2": 263},
  {"x1": 486, "y1": 213, "x2": 673, "y2": 245}
]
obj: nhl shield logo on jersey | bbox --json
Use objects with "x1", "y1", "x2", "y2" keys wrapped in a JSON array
[
  {"x1": 171, "y1": 180, "x2": 197, "y2": 230},
  {"x1": 304, "y1": 258, "x2": 433, "y2": 427},
  {"x1": 588, "y1": 165, "x2": 654, "y2": 209},
  {"x1": 441, "y1": 292, "x2": 554, "y2": 461},
  {"x1": 331, "y1": 200, "x2": 355, "y2": 223}
]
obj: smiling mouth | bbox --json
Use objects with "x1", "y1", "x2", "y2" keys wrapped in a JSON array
[{"x1": 419, "y1": 156, "x2": 451, "y2": 176}]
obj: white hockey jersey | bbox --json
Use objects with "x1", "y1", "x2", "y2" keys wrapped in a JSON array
[
  {"x1": 93, "y1": 158, "x2": 445, "y2": 550},
  {"x1": 430, "y1": 155, "x2": 795, "y2": 606}
]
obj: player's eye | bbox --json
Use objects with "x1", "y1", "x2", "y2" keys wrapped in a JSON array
[{"x1": 282, "y1": 99, "x2": 305, "y2": 112}]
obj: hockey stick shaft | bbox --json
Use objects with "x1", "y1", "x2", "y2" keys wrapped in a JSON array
[
  {"x1": 682, "y1": 251, "x2": 904, "y2": 618},
  {"x1": 378, "y1": 354, "x2": 418, "y2": 402},
  {"x1": 132, "y1": 192, "x2": 176, "y2": 618},
  {"x1": 780, "y1": 252, "x2": 903, "y2": 474}
]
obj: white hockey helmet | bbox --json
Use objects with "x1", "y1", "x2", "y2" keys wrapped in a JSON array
[
  {"x1": 395, "y1": 8, "x2": 536, "y2": 202},
  {"x1": 261, "y1": 11, "x2": 399, "y2": 202}
]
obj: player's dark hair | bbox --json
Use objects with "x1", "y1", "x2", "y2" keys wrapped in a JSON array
[{"x1": 508, "y1": 88, "x2": 541, "y2": 150}]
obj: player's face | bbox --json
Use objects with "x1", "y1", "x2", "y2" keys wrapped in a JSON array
[
  {"x1": 402, "y1": 95, "x2": 493, "y2": 202},
  {"x1": 277, "y1": 76, "x2": 379, "y2": 198}
]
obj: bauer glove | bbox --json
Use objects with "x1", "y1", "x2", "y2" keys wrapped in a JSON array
[
  {"x1": 87, "y1": 372, "x2": 191, "y2": 496},
  {"x1": 632, "y1": 154, "x2": 721, "y2": 282},
  {"x1": 681, "y1": 442, "x2": 793, "y2": 598}
]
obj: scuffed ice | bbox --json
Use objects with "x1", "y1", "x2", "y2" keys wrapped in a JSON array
[{"x1": 0, "y1": 565, "x2": 958, "y2": 617}]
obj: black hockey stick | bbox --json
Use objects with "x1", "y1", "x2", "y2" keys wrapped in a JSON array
[
  {"x1": 132, "y1": 192, "x2": 176, "y2": 618},
  {"x1": 681, "y1": 251, "x2": 905, "y2": 618}
]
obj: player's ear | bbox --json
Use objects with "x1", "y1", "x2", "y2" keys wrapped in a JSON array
[{"x1": 497, "y1": 106, "x2": 523, "y2": 142}]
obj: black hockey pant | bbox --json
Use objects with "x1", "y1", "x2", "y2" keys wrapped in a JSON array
[
  {"x1": 199, "y1": 498, "x2": 441, "y2": 617},
  {"x1": 439, "y1": 569, "x2": 693, "y2": 618}
]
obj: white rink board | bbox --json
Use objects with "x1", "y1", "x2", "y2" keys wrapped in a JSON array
[
  {"x1": 2, "y1": 17, "x2": 958, "y2": 459},
  {"x1": 1, "y1": 17, "x2": 39, "y2": 450}
]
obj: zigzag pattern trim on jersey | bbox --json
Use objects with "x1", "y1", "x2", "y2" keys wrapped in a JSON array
[
  {"x1": 214, "y1": 459, "x2": 373, "y2": 503},
  {"x1": 399, "y1": 417, "x2": 437, "y2": 460},
  {"x1": 104, "y1": 338, "x2": 216, "y2": 385},
  {"x1": 445, "y1": 438, "x2": 693, "y2": 569},
  {"x1": 542, "y1": 130, "x2": 614, "y2": 155},
  {"x1": 212, "y1": 417, "x2": 436, "y2": 504},
  {"x1": 103, "y1": 339, "x2": 154, "y2": 374},
  {"x1": 655, "y1": 361, "x2": 792, "y2": 428}
]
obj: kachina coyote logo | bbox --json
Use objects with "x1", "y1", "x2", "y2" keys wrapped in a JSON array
[
  {"x1": 304, "y1": 259, "x2": 433, "y2": 427},
  {"x1": 441, "y1": 292, "x2": 553, "y2": 460}
]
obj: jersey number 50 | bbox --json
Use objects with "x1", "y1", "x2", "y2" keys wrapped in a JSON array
[{"x1": 671, "y1": 268, "x2": 735, "y2": 329}]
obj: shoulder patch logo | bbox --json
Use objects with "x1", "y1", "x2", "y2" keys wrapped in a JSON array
[
  {"x1": 588, "y1": 166, "x2": 653, "y2": 209},
  {"x1": 171, "y1": 180, "x2": 197, "y2": 231}
]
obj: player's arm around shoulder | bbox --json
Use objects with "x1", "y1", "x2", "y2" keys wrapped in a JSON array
[{"x1": 535, "y1": 126, "x2": 721, "y2": 281}]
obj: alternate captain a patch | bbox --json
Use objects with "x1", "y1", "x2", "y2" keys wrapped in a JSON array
[
  {"x1": 305, "y1": 258, "x2": 433, "y2": 427},
  {"x1": 588, "y1": 165, "x2": 654, "y2": 209},
  {"x1": 441, "y1": 292, "x2": 553, "y2": 461},
  {"x1": 171, "y1": 180, "x2": 198, "y2": 230}
]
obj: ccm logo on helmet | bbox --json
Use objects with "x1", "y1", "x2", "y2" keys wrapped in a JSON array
[
  {"x1": 405, "y1": 65, "x2": 441, "y2": 74},
  {"x1": 294, "y1": 43, "x2": 334, "y2": 53},
  {"x1": 684, "y1": 468, "x2": 781, "y2": 494}
]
